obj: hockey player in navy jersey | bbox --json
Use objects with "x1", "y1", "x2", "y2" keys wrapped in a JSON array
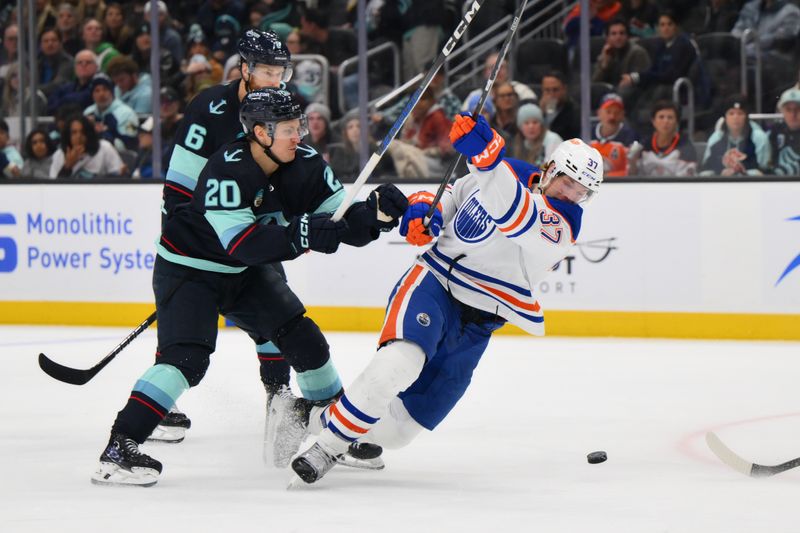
[
  {"x1": 151, "y1": 29, "x2": 349, "y2": 457},
  {"x1": 291, "y1": 114, "x2": 603, "y2": 484},
  {"x1": 91, "y1": 88, "x2": 407, "y2": 486}
]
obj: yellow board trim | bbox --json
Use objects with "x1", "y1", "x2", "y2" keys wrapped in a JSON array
[{"x1": 0, "y1": 302, "x2": 798, "y2": 341}]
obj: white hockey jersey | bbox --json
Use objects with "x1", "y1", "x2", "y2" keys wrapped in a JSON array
[{"x1": 417, "y1": 159, "x2": 582, "y2": 336}]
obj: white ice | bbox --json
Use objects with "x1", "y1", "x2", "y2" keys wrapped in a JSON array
[{"x1": 2, "y1": 325, "x2": 799, "y2": 533}]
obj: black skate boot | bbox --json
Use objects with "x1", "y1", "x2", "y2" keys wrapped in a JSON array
[
  {"x1": 91, "y1": 433, "x2": 163, "y2": 487},
  {"x1": 148, "y1": 406, "x2": 191, "y2": 443},
  {"x1": 291, "y1": 441, "x2": 340, "y2": 484},
  {"x1": 336, "y1": 441, "x2": 385, "y2": 470}
]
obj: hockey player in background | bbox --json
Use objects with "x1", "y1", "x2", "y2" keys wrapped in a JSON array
[
  {"x1": 91, "y1": 88, "x2": 407, "y2": 487},
  {"x1": 290, "y1": 114, "x2": 603, "y2": 484},
  {"x1": 152, "y1": 28, "x2": 357, "y2": 459}
]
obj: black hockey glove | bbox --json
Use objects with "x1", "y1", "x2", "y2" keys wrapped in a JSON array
[
  {"x1": 288, "y1": 213, "x2": 349, "y2": 255},
  {"x1": 365, "y1": 183, "x2": 409, "y2": 232}
]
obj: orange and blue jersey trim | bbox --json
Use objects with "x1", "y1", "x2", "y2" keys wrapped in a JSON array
[
  {"x1": 421, "y1": 252, "x2": 543, "y2": 324},
  {"x1": 379, "y1": 264, "x2": 427, "y2": 345},
  {"x1": 541, "y1": 196, "x2": 580, "y2": 243}
]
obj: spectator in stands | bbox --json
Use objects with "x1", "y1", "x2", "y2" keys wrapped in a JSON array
[
  {"x1": 131, "y1": 22, "x2": 181, "y2": 90},
  {"x1": 102, "y1": 2, "x2": 135, "y2": 55},
  {"x1": 35, "y1": 0, "x2": 58, "y2": 36},
  {"x1": 300, "y1": 8, "x2": 356, "y2": 75},
  {"x1": 592, "y1": 18, "x2": 651, "y2": 87},
  {"x1": 196, "y1": 0, "x2": 247, "y2": 46},
  {"x1": 630, "y1": 100, "x2": 697, "y2": 176},
  {"x1": 539, "y1": 71, "x2": 580, "y2": 140},
  {"x1": 284, "y1": 27, "x2": 325, "y2": 105},
  {"x1": 682, "y1": 0, "x2": 740, "y2": 36},
  {"x1": 182, "y1": 30, "x2": 224, "y2": 103},
  {"x1": 732, "y1": 0, "x2": 800, "y2": 57},
  {"x1": 507, "y1": 102, "x2": 563, "y2": 168},
  {"x1": 38, "y1": 29, "x2": 75, "y2": 98},
  {"x1": 732, "y1": 0, "x2": 800, "y2": 108},
  {"x1": 159, "y1": 86, "x2": 182, "y2": 158},
  {"x1": 22, "y1": 128, "x2": 57, "y2": 179},
  {"x1": 398, "y1": 1, "x2": 448, "y2": 83},
  {"x1": 305, "y1": 102, "x2": 334, "y2": 161},
  {"x1": 590, "y1": 93, "x2": 639, "y2": 177},
  {"x1": 56, "y1": 3, "x2": 82, "y2": 57},
  {"x1": 461, "y1": 52, "x2": 537, "y2": 113},
  {"x1": 0, "y1": 24, "x2": 18, "y2": 80},
  {"x1": 0, "y1": 119, "x2": 24, "y2": 178},
  {"x1": 211, "y1": 14, "x2": 241, "y2": 64},
  {"x1": 620, "y1": 0, "x2": 658, "y2": 38},
  {"x1": 78, "y1": 0, "x2": 106, "y2": 24},
  {"x1": 83, "y1": 72, "x2": 138, "y2": 151},
  {"x1": 563, "y1": 0, "x2": 622, "y2": 56},
  {"x1": 619, "y1": 11, "x2": 699, "y2": 125},
  {"x1": 142, "y1": 1, "x2": 184, "y2": 64},
  {"x1": 50, "y1": 103, "x2": 84, "y2": 143},
  {"x1": 329, "y1": 111, "x2": 394, "y2": 180},
  {"x1": 106, "y1": 55, "x2": 151, "y2": 115},
  {"x1": 132, "y1": 116, "x2": 160, "y2": 179},
  {"x1": 491, "y1": 81, "x2": 520, "y2": 143},
  {"x1": 401, "y1": 87, "x2": 453, "y2": 174},
  {"x1": 767, "y1": 87, "x2": 800, "y2": 176},
  {"x1": 47, "y1": 49, "x2": 99, "y2": 115},
  {"x1": 50, "y1": 114, "x2": 124, "y2": 178},
  {"x1": 81, "y1": 18, "x2": 120, "y2": 72},
  {"x1": 223, "y1": 54, "x2": 241, "y2": 82},
  {"x1": 427, "y1": 61, "x2": 462, "y2": 121},
  {"x1": 700, "y1": 95, "x2": 769, "y2": 176},
  {"x1": 1, "y1": 63, "x2": 48, "y2": 118}
]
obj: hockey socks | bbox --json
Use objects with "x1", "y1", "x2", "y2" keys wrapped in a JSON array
[{"x1": 112, "y1": 364, "x2": 189, "y2": 444}]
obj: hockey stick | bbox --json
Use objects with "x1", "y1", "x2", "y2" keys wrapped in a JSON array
[
  {"x1": 705, "y1": 431, "x2": 800, "y2": 477},
  {"x1": 423, "y1": 0, "x2": 529, "y2": 228},
  {"x1": 38, "y1": 311, "x2": 157, "y2": 385},
  {"x1": 331, "y1": 0, "x2": 486, "y2": 222}
]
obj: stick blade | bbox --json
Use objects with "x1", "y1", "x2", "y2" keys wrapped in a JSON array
[
  {"x1": 705, "y1": 431, "x2": 756, "y2": 477},
  {"x1": 38, "y1": 353, "x2": 94, "y2": 385}
]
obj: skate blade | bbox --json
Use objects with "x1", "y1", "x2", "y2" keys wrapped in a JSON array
[
  {"x1": 286, "y1": 473, "x2": 314, "y2": 490},
  {"x1": 336, "y1": 455, "x2": 385, "y2": 470},
  {"x1": 91, "y1": 463, "x2": 159, "y2": 487},
  {"x1": 147, "y1": 425, "x2": 186, "y2": 444}
]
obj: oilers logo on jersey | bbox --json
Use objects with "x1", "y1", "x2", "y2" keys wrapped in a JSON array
[
  {"x1": 416, "y1": 313, "x2": 431, "y2": 327},
  {"x1": 454, "y1": 190, "x2": 495, "y2": 243}
]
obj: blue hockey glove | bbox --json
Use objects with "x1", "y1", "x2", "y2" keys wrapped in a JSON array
[
  {"x1": 399, "y1": 191, "x2": 442, "y2": 246},
  {"x1": 449, "y1": 113, "x2": 505, "y2": 170}
]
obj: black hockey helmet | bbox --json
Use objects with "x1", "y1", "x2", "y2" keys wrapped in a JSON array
[
  {"x1": 237, "y1": 28, "x2": 292, "y2": 82},
  {"x1": 240, "y1": 88, "x2": 308, "y2": 138}
]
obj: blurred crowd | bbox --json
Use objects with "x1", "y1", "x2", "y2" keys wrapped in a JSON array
[{"x1": 0, "y1": 0, "x2": 799, "y2": 180}]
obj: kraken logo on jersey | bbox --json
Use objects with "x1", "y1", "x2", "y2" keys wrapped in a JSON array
[
  {"x1": 454, "y1": 190, "x2": 495, "y2": 243},
  {"x1": 254, "y1": 188, "x2": 264, "y2": 207}
]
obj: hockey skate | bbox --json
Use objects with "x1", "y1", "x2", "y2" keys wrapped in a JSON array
[
  {"x1": 148, "y1": 406, "x2": 191, "y2": 443},
  {"x1": 291, "y1": 441, "x2": 339, "y2": 484},
  {"x1": 263, "y1": 385, "x2": 313, "y2": 467},
  {"x1": 91, "y1": 433, "x2": 162, "y2": 487},
  {"x1": 338, "y1": 441, "x2": 385, "y2": 471},
  {"x1": 263, "y1": 386, "x2": 385, "y2": 469}
]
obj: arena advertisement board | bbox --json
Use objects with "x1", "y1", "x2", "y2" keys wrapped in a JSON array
[{"x1": 0, "y1": 181, "x2": 798, "y2": 338}]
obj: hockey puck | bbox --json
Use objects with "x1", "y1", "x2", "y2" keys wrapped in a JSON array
[{"x1": 587, "y1": 451, "x2": 607, "y2": 464}]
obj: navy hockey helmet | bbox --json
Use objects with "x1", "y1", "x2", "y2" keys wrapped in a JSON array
[
  {"x1": 237, "y1": 28, "x2": 292, "y2": 82},
  {"x1": 240, "y1": 88, "x2": 308, "y2": 139}
]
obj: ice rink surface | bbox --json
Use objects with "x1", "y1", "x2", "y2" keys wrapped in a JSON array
[{"x1": 2, "y1": 325, "x2": 799, "y2": 533}]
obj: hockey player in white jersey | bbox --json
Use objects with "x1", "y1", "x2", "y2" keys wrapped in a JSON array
[{"x1": 291, "y1": 113, "x2": 603, "y2": 483}]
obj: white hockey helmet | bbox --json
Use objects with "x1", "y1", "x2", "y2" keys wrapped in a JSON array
[{"x1": 541, "y1": 138, "x2": 603, "y2": 204}]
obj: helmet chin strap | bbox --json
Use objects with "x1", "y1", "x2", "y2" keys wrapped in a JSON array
[{"x1": 252, "y1": 130, "x2": 289, "y2": 166}]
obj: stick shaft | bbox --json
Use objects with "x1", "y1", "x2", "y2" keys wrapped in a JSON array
[
  {"x1": 423, "y1": 0, "x2": 529, "y2": 227},
  {"x1": 330, "y1": 0, "x2": 486, "y2": 222}
]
